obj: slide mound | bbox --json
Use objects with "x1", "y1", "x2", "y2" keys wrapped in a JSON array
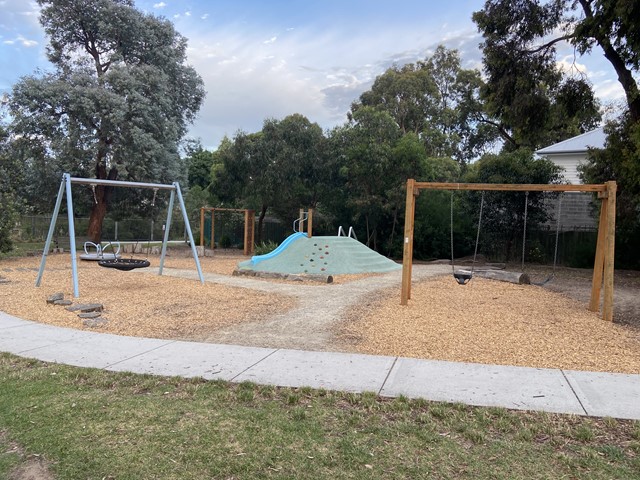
[{"x1": 237, "y1": 235, "x2": 400, "y2": 275}]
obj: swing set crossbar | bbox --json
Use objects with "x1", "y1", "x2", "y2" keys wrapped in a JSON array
[
  {"x1": 401, "y1": 179, "x2": 617, "y2": 322},
  {"x1": 413, "y1": 182, "x2": 607, "y2": 192}
]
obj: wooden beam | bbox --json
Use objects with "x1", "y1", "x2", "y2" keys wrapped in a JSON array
[
  {"x1": 243, "y1": 210, "x2": 250, "y2": 255},
  {"x1": 414, "y1": 182, "x2": 606, "y2": 192},
  {"x1": 589, "y1": 199, "x2": 608, "y2": 313},
  {"x1": 401, "y1": 179, "x2": 416, "y2": 305},
  {"x1": 307, "y1": 209, "x2": 313, "y2": 238},
  {"x1": 603, "y1": 181, "x2": 617, "y2": 321},
  {"x1": 210, "y1": 211, "x2": 215, "y2": 249},
  {"x1": 248, "y1": 210, "x2": 255, "y2": 255},
  {"x1": 199, "y1": 207, "x2": 205, "y2": 248}
]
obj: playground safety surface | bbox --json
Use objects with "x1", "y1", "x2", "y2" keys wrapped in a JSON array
[{"x1": 0, "y1": 254, "x2": 639, "y2": 375}]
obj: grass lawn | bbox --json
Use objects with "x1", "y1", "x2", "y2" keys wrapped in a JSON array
[{"x1": 0, "y1": 353, "x2": 639, "y2": 479}]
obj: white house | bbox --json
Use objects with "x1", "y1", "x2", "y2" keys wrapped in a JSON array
[
  {"x1": 535, "y1": 128, "x2": 607, "y2": 231},
  {"x1": 535, "y1": 127, "x2": 606, "y2": 184}
]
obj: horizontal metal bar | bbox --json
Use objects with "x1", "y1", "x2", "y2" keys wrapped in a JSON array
[
  {"x1": 413, "y1": 182, "x2": 607, "y2": 192},
  {"x1": 68, "y1": 176, "x2": 176, "y2": 190},
  {"x1": 201, "y1": 207, "x2": 254, "y2": 213}
]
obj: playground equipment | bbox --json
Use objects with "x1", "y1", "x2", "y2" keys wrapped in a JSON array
[
  {"x1": 237, "y1": 208, "x2": 399, "y2": 275},
  {"x1": 521, "y1": 191, "x2": 563, "y2": 286},
  {"x1": 199, "y1": 207, "x2": 255, "y2": 255},
  {"x1": 294, "y1": 208, "x2": 313, "y2": 238},
  {"x1": 401, "y1": 180, "x2": 617, "y2": 321},
  {"x1": 79, "y1": 241, "x2": 121, "y2": 261},
  {"x1": 36, "y1": 173, "x2": 204, "y2": 297},
  {"x1": 450, "y1": 191, "x2": 485, "y2": 285}
]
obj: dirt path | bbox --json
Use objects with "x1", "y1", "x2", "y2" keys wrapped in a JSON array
[{"x1": 156, "y1": 265, "x2": 451, "y2": 351}]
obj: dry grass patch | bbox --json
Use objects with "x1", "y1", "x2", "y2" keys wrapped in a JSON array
[
  {"x1": 341, "y1": 276, "x2": 640, "y2": 374},
  {"x1": 0, "y1": 255, "x2": 295, "y2": 340}
]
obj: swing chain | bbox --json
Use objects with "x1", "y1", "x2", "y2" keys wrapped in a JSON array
[
  {"x1": 551, "y1": 193, "x2": 563, "y2": 273},
  {"x1": 151, "y1": 188, "x2": 158, "y2": 207},
  {"x1": 471, "y1": 191, "x2": 485, "y2": 275}
]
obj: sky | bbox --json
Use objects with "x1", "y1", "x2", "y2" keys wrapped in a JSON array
[{"x1": 0, "y1": 0, "x2": 629, "y2": 150}]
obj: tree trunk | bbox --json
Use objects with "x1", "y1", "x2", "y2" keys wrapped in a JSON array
[
  {"x1": 86, "y1": 162, "x2": 117, "y2": 243},
  {"x1": 474, "y1": 269, "x2": 530, "y2": 285},
  {"x1": 256, "y1": 204, "x2": 267, "y2": 244},
  {"x1": 578, "y1": 0, "x2": 640, "y2": 122},
  {"x1": 87, "y1": 195, "x2": 108, "y2": 243}
]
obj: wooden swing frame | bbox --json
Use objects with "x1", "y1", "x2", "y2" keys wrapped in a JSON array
[
  {"x1": 199, "y1": 207, "x2": 255, "y2": 256},
  {"x1": 400, "y1": 180, "x2": 618, "y2": 321}
]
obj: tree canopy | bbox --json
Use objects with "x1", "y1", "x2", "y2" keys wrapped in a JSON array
[
  {"x1": 8, "y1": 0, "x2": 205, "y2": 241},
  {"x1": 350, "y1": 46, "x2": 499, "y2": 163}
]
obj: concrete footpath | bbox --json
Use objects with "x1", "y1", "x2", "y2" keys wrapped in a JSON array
[{"x1": 1, "y1": 311, "x2": 639, "y2": 420}]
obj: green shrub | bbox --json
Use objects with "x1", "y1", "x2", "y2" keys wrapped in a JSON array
[{"x1": 254, "y1": 241, "x2": 278, "y2": 255}]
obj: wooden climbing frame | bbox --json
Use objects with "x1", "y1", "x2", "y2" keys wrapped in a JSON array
[
  {"x1": 199, "y1": 207, "x2": 255, "y2": 256},
  {"x1": 400, "y1": 180, "x2": 617, "y2": 321}
]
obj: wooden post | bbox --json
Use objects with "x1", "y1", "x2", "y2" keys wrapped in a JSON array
[
  {"x1": 307, "y1": 209, "x2": 313, "y2": 238},
  {"x1": 401, "y1": 179, "x2": 416, "y2": 305},
  {"x1": 210, "y1": 210, "x2": 215, "y2": 249},
  {"x1": 602, "y1": 181, "x2": 616, "y2": 321},
  {"x1": 589, "y1": 197, "x2": 608, "y2": 312},
  {"x1": 199, "y1": 207, "x2": 205, "y2": 247},
  {"x1": 243, "y1": 209, "x2": 251, "y2": 255},
  {"x1": 248, "y1": 210, "x2": 255, "y2": 254}
]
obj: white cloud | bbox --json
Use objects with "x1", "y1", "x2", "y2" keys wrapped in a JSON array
[
  {"x1": 153, "y1": 2, "x2": 166, "y2": 8},
  {"x1": 556, "y1": 54, "x2": 588, "y2": 76},
  {"x1": 184, "y1": 23, "x2": 484, "y2": 148},
  {"x1": 185, "y1": 11, "x2": 191, "y2": 17},
  {"x1": 201, "y1": 13, "x2": 209, "y2": 20},
  {"x1": 3, "y1": 34, "x2": 38, "y2": 47}
]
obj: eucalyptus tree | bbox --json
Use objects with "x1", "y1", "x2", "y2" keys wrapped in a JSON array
[
  {"x1": 472, "y1": 0, "x2": 636, "y2": 149},
  {"x1": 351, "y1": 46, "x2": 499, "y2": 164},
  {"x1": 328, "y1": 107, "x2": 427, "y2": 252},
  {"x1": 9, "y1": 0, "x2": 204, "y2": 242},
  {"x1": 0, "y1": 124, "x2": 20, "y2": 252},
  {"x1": 212, "y1": 114, "x2": 328, "y2": 243}
]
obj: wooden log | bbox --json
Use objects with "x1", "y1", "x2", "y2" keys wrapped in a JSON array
[
  {"x1": 473, "y1": 270, "x2": 530, "y2": 285},
  {"x1": 232, "y1": 269, "x2": 333, "y2": 283}
]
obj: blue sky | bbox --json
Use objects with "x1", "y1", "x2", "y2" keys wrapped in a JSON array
[{"x1": 0, "y1": 0, "x2": 628, "y2": 150}]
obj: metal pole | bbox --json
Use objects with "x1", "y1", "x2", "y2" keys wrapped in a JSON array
[
  {"x1": 35, "y1": 175, "x2": 66, "y2": 287},
  {"x1": 67, "y1": 176, "x2": 175, "y2": 190},
  {"x1": 65, "y1": 174, "x2": 80, "y2": 297},
  {"x1": 174, "y1": 182, "x2": 204, "y2": 284},
  {"x1": 158, "y1": 189, "x2": 175, "y2": 275}
]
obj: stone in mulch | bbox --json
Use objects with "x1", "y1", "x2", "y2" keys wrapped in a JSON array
[
  {"x1": 83, "y1": 317, "x2": 108, "y2": 328},
  {"x1": 53, "y1": 299, "x2": 73, "y2": 306},
  {"x1": 65, "y1": 303, "x2": 103, "y2": 313},
  {"x1": 0, "y1": 276, "x2": 9, "y2": 284},
  {"x1": 78, "y1": 311, "x2": 102, "y2": 319},
  {"x1": 46, "y1": 292, "x2": 65, "y2": 304}
]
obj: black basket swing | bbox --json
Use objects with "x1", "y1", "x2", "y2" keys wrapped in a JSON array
[{"x1": 98, "y1": 258, "x2": 150, "y2": 271}]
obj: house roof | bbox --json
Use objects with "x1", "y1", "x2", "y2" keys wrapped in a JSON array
[{"x1": 535, "y1": 127, "x2": 606, "y2": 155}]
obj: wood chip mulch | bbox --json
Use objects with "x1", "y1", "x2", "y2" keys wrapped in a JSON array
[
  {"x1": 339, "y1": 276, "x2": 640, "y2": 374},
  {"x1": 0, "y1": 255, "x2": 295, "y2": 341}
]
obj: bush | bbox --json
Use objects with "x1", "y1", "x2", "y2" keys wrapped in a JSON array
[{"x1": 254, "y1": 241, "x2": 278, "y2": 255}]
